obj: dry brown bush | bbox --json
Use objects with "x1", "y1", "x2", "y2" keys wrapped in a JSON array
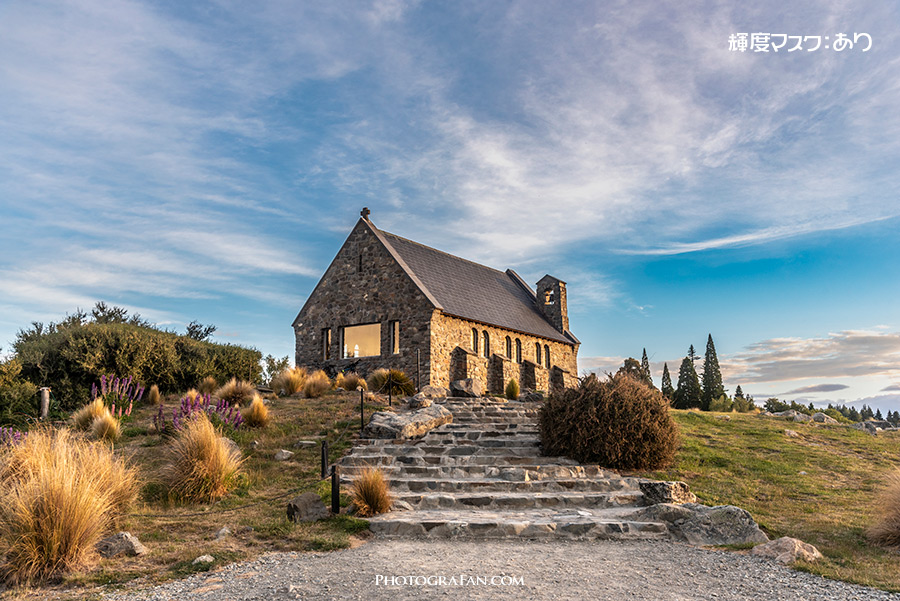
[
  {"x1": 271, "y1": 367, "x2": 307, "y2": 396},
  {"x1": 242, "y1": 395, "x2": 270, "y2": 428},
  {"x1": 214, "y1": 378, "x2": 255, "y2": 406},
  {"x1": 336, "y1": 371, "x2": 367, "y2": 391},
  {"x1": 72, "y1": 399, "x2": 110, "y2": 431},
  {"x1": 868, "y1": 469, "x2": 900, "y2": 548},
  {"x1": 197, "y1": 376, "x2": 218, "y2": 396},
  {"x1": 302, "y1": 370, "x2": 332, "y2": 399},
  {"x1": 350, "y1": 467, "x2": 393, "y2": 517}
]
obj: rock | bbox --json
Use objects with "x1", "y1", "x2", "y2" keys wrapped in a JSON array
[
  {"x1": 287, "y1": 492, "x2": 331, "y2": 522},
  {"x1": 640, "y1": 481, "x2": 697, "y2": 505},
  {"x1": 812, "y1": 412, "x2": 838, "y2": 424},
  {"x1": 391, "y1": 500, "x2": 415, "y2": 511},
  {"x1": 450, "y1": 378, "x2": 484, "y2": 398},
  {"x1": 519, "y1": 389, "x2": 544, "y2": 403},
  {"x1": 417, "y1": 385, "x2": 449, "y2": 399},
  {"x1": 678, "y1": 504, "x2": 769, "y2": 546},
  {"x1": 293, "y1": 440, "x2": 318, "y2": 448},
  {"x1": 751, "y1": 536, "x2": 823, "y2": 564},
  {"x1": 852, "y1": 421, "x2": 878, "y2": 435},
  {"x1": 408, "y1": 394, "x2": 433, "y2": 409},
  {"x1": 784, "y1": 429, "x2": 799, "y2": 438},
  {"x1": 96, "y1": 532, "x2": 147, "y2": 558},
  {"x1": 214, "y1": 527, "x2": 231, "y2": 540},
  {"x1": 629, "y1": 502, "x2": 697, "y2": 525},
  {"x1": 758, "y1": 411, "x2": 773, "y2": 417},
  {"x1": 249, "y1": 440, "x2": 259, "y2": 449},
  {"x1": 792, "y1": 413, "x2": 812, "y2": 423},
  {"x1": 274, "y1": 449, "x2": 295, "y2": 461},
  {"x1": 362, "y1": 405, "x2": 453, "y2": 439},
  {"x1": 192, "y1": 555, "x2": 215, "y2": 565}
]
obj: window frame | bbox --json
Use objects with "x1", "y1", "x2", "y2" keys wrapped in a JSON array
[{"x1": 340, "y1": 322, "x2": 382, "y2": 359}]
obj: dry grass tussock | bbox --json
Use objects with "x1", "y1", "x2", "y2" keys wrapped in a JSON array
[
  {"x1": 72, "y1": 398, "x2": 109, "y2": 431},
  {"x1": 868, "y1": 468, "x2": 900, "y2": 548},
  {"x1": 198, "y1": 376, "x2": 218, "y2": 395},
  {"x1": 147, "y1": 384, "x2": 161, "y2": 405},
  {"x1": 350, "y1": 467, "x2": 393, "y2": 517},
  {"x1": 336, "y1": 371, "x2": 367, "y2": 391},
  {"x1": 303, "y1": 370, "x2": 332, "y2": 399},
  {"x1": 184, "y1": 388, "x2": 202, "y2": 403},
  {"x1": 215, "y1": 378, "x2": 256, "y2": 406},
  {"x1": 0, "y1": 428, "x2": 138, "y2": 584},
  {"x1": 90, "y1": 412, "x2": 121, "y2": 442},
  {"x1": 367, "y1": 368, "x2": 415, "y2": 397},
  {"x1": 242, "y1": 394, "x2": 270, "y2": 428},
  {"x1": 160, "y1": 413, "x2": 245, "y2": 504},
  {"x1": 271, "y1": 367, "x2": 307, "y2": 396}
]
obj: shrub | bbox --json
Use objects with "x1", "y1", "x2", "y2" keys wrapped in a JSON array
[
  {"x1": 91, "y1": 374, "x2": 142, "y2": 417},
  {"x1": 271, "y1": 367, "x2": 307, "y2": 396},
  {"x1": 303, "y1": 370, "x2": 332, "y2": 399},
  {"x1": 153, "y1": 393, "x2": 243, "y2": 434},
  {"x1": 0, "y1": 358, "x2": 38, "y2": 425},
  {"x1": 147, "y1": 384, "x2": 161, "y2": 405},
  {"x1": 505, "y1": 378, "x2": 520, "y2": 400},
  {"x1": 72, "y1": 398, "x2": 110, "y2": 431},
  {"x1": 350, "y1": 467, "x2": 393, "y2": 517},
  {"x1": 160, "y1": 413, "x2": 245, "y2": 504},
  {"x1": 0, "y1": 428, "x2": 138, "y2": 584},
  {"x1": 242, "y1": 395, "x2": 270, "y2": 428},
  {"x1": 90, "y1": 412, "x2": 121, "y2": 442},
  {"x1": 367, "y1": 368, "x2": 415, "y2": 397},
  {"x1": 197, "y1": 376, "x2": 218, "y2": 396},
  {"x1": 0, "y1": 428, "x2": 26, "y2": 446},
  {"x1": 184, "y1": 388, "x2": 202, "y2": 403},
  {"x1": 539, "y1": 373, "x2": 679, "y2": 470},
  {"x1": 336, "y1": 371, "x2": 367, "y2": 392},
  {"x1": 214, "y1": 378, "x2": 256, "y2": 407},
  {"x1": 868, "y1": 469, "x2": 900, "y2": 548}
]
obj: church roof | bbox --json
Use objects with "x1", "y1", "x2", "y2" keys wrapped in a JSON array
[{"x1": 368, "y1": 221, "x2": 576, "y2": 345}]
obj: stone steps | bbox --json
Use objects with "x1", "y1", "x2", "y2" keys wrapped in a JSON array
[{"x1": 338, "y1": 395, "x2": 670, "y2": 541}]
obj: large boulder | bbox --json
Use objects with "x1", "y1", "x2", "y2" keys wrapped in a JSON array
[
  {"x1": 287, "y1": 492, "x2": 330, "y2": 522},
  {"x1": 418, "y1": 385, "x2": 450, "y2": 399},
  {"x1": 812, "y1": 412, "x2": 838, "y2": 424},
  {"x1": 408, "y1": 394, "x2": 433, "y2": 409},
  {"x1": 751, "y1": 537, "x2": 823, "y2": 564},
  {"x1": 362, "y1": 405, "x2": 453, "y2": 439},
  {"x1": 96, "y1": 532, "x2": 147, "y2": 558},
  {"x1": 450, "y1": 378, "x2": 484, "y2": 398},
  {"x1": 639, "y1": 481, "x2": 697, "y2": 505},
  {"x1": 629, "y1": 503, "x2": 768, "y2": 546}
]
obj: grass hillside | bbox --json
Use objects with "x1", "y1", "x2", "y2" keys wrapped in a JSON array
[{"x1": 634, "y1": 410, "x2": 900, "y2": 591}]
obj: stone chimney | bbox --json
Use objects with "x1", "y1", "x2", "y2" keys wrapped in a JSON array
[{"x1": 536, "y1": 275, "x2": 568, "y2": 333}]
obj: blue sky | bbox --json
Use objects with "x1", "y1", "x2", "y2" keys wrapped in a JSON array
[{"x1": 1, "y1": 1, "x2": 899, "y2": 411}]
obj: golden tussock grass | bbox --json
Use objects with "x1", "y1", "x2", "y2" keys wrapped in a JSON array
[
  {"x1": 184, "y1": 388, "x2": 202, "y2": 403},
  {"x1": 336, "y1": 371, "x2": 367, "y2": 392},
  {"x1": 90, "y1": 412, "x2": 121, "y2": 442},
  {"x1": 242, "y1": 395, "x2": 270, "y2": 428},
  {"x1": 349, "y1": 467, "x2": 393, "y2": 517},
  {"x1": 147, "y1": 384, "x2": 161, "y2": 405},
  {"x1": 197, "y1": 376, "x2": 218, "y2": 396},
  {"x1": 302, "y1": 370, "x2": 332, "y2": 399},
  {"x1": 0, "y1": 428, "x2": 138, "y2": 584},
  {"x1": 72, "y1": 399, "x2": 110, "y2": 431},
  {"x1": 160, "y1": 413, "x2": 245, "y2": 504},
  {"x1": 214, "y1": 378, "x2": 256, "y2": 407},
  {"x1": 272, "y1": 367, "x2": 307, "y2": 396},
  {"x1": 868, "y1": 468, "x2": 900, "y2": 548}
]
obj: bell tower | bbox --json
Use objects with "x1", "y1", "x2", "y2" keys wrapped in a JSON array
[{"x1": 536, "y1": 275, "x2": 568, "y2": 333}]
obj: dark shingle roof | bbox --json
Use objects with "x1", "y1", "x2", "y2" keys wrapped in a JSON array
[{"x1": 371, "y1": 224, "x2": 574, "y2": 345}]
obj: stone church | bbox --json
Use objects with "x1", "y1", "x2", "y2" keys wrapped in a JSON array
[{"x1": 293, "y1": 209, "x2": 580, "y2": 394}]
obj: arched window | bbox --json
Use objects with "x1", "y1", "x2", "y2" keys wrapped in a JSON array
[
  {"x1": 544, "y1": 345, "x2": 550, "y2": 368},
  {"x1": 482, "y1": 331, "x2": 490, "y2": 358},
  {"x1": 472, "y1": 328, "x2": 478, "y2": 353},
  {"x1": 515, "y1": 339, "x2": 522, "y2": 363},
  {"x1": 535, "y1": 342, "x2": 542, "y2": 365},
  {"x1": 505, "y1": 336, "x2": 512, "y2": 358}
]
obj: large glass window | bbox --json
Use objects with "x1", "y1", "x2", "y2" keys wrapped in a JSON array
[
  {"x1": 544, "y1": 345, "x2": 550, "y2": 368},
  {"x1": 535, "y1": 342, "x2": 542, "y2": 365},
  {"x1": 505, "y1": 336, "x2": 512, "y2": 358},
  {"x1": 472, "y1": 328, "x2": 479, "y2": 353},
  {"x1": 482, "y1": 331, "x2": 490, "y2": 358},
  {"x1": 342, "y1": 323, "x2": 381, "y2": 358},
  {"x1": 515, "y1": 339, "x2": 522, "y2": 363}
]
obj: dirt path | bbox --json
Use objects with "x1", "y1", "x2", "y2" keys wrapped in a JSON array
[{"x1": 104, "y1": 539, "x2": 899, "y2": 601}]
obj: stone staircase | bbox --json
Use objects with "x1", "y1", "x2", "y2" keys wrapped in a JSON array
[{"x1": 339, "y1": 396, "x2": 671, "y2": 539}]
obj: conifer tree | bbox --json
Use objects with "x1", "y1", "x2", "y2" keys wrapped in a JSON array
[
  {"x1": 660, "y1": 363, "x2": 674, "y2": 402},
  {"x1": 640, "y1": 348, "x2": 654, "y2": 388},
  {"x1": 876, "y1": 408, "x2": 884, "y2": 421},
  {"x1": 674, "y1": 354, "x2": 701, "y2": 409},
  {"x1": 734, "y1": 385, "x2": 744, "y2": 399},
  {"x1": 701, "y1": 334, "x2": 724, "y2": 411}
]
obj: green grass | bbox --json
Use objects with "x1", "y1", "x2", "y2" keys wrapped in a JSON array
[{"x1": 633, "y1": 410, "x2": 900, "y2": 591}]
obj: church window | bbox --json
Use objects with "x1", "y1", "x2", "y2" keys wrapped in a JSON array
[{"x1": 341, "y1": 323, "x2": 381, "y2": 358}]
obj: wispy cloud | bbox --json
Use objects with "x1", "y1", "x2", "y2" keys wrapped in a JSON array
[{"x1": 783, "y1": 384, "x2": 850, "y2": 395}]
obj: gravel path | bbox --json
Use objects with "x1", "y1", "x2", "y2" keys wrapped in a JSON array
[{"x1": 104, "y1": 539, "x2": 899, "y2": 601}]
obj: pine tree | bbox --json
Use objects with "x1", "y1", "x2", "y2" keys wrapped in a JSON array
[
  {"x1": 640, "y1": 348, "x2": 654, "y2": 388},
  {"x1": 660, "y1": 363, "x2": 674, "y2": 402},
  {"x1": 734, "y1": 385, "x2": 744, "y2": 399},
  {"x1": 688, "y1": 344, "x2": 698, "y2": 362},
  {"x1": 849, "y1": 407, "x2": 861, "y2": 422},
  {"x1": 674, "y1": 354, "x2": 701, "y2": 409},
  {"x1": 700, "y1": 334, "x2": 724, "y2": 411},
  {"x1": 876, "y1": 408, "x2": 884, "y2": 421}
]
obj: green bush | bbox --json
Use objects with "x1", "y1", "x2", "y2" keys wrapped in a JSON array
[
  {"x1": 505, "y1": 378, "x2": 519, "y2": 400},
  {"x1": 0, "y1": 358, "x2": 38, "y2": 425},
  {"x1": 12, "y1": 311, "x2": 261, "y2": 411},
  {"x1": 367, "y1": 368, "x2": 415, "y2": 397},
  {"x1": 539, "y1": 373, "x2": 679, "y2": 470}
]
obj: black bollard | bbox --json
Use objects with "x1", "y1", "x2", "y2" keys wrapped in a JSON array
[
  {"x1": 331, "y1": 465, "x2": 340, "y2": 514},
  {"x1": 320, "y1": 440, "x2": 328, "y2": 478}
]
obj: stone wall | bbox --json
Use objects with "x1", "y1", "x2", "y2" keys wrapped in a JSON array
[
  {"x1": 430, "y1": 311, "x2": 578, "y2": 391},
  {"x1": 293, "y1": 220, "x2": 435, "y2": 385}
]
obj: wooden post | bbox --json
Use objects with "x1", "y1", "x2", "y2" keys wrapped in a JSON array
[{"x1": 39, "y1": 387, "x2": 50, "y2": 420}]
